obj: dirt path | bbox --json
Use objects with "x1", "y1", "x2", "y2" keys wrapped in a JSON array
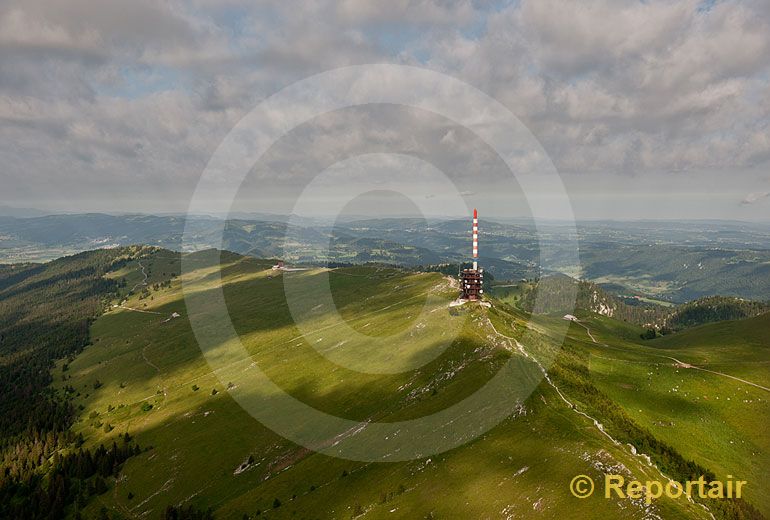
[
  {"x1": 141, "y1": 345, "x2": 161, "y2": 374},
  {"x1": 573, "y1": 319, "x2": 597, "y2": 342},
  {"x1": 665, "y1": 356, "x2": 770, "y2": 393},
  {"x1": 282, "y1": 285, "x2": 438, "y2": 345},
  {"x1": 578, "y1": 321, "x2": 770, "y2": 394},
  {"x1": 486, "y1": 319, "x2": 619, "y2": 445},
  {"x1": 118, "y1": 305, "x2": 162, "y2": 315},
  {"x1": 139, "y1": 340, "x2": 169, "y2": 400},
  {"x1": 107, "y1": 275, "x2": 452, "y2": 410},
  {"x1": 128, "y1": 259, "x2": 167, "y2": 394},
  {"x1": 119, "y1": 260, "x2": 162, "y2": 315},
  {"x1": 131, "y1": 259, "x2": 149, "y2": 292},
  {"x1": 487, "y1": 317, "x2": 713, "y2": 517},
  {"x1": 111, "y1": 476, "x2": 138, "y2": 520}
]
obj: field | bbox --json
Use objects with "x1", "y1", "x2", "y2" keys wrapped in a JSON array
[
  {"x1": 568, "y1": 314, "x2": 770, "y2": 516},
  {"x1": 50, "y1": 250, "x2": 765, "y2": 518}
]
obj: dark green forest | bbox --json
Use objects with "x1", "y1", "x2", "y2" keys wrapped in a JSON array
[
  {"x1": 663, "y1": 296, "x2": 769, "y2": 331},
  {"x1": 0, "y1": 248, "x2": 143, "y2": 519}
]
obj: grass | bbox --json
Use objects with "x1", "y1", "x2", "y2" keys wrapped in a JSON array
[
  {"x1": 50, "y1": 250, "x2": 760, "y2": 519},
  {"x1": 568, "y1": 314, "x2": 770, "y2": 516},
  {"x1": 489, "y1": 282, "x2": 530, "y2": 308}
]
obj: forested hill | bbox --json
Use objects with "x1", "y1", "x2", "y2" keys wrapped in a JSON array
[
  {"x1": 662, "y1": 296, "x2": 770, "y2": 331},
  {"x1": 0, "y1": 246, "x2": 149, "y2": 519},
  {"x1": 518, "y1": 275, "x2": 669, "y2": 325}
]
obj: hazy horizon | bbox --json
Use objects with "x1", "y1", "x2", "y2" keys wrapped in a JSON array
[{"x1": 2, "y1": 203, "x2": 770, "y2": 225}]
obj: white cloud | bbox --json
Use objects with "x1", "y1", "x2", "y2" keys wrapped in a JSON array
[{"x1": 742, "y1": 191, "x2": 770, "y2": 205}]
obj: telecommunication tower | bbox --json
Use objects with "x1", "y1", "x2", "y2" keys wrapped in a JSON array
[{"x1": 460, "y1": 208, "x2": 483, "y2": 300}]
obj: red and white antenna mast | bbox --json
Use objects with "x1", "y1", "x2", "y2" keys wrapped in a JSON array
[
  {"x1": 472, "y1": 208, "x2": 478, "y2": 270},
  {"x1": 460, "y1": 208, "x2": 484, "y2": 301},
  {"x1": 459, "y1": 208, "x2": 483, "y2": 301}
]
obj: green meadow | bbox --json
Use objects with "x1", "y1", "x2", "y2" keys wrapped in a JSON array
[
  {"x1": 52, "y1": 250, "x2": 766, "y2": 519},
  {"x1": 570, "y1": 314, "x2": 769, "y2": 515}
]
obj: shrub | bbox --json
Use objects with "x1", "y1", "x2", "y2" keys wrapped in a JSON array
[{"x1": 640, "y1": 328, "x2": 657, "y2": 340}]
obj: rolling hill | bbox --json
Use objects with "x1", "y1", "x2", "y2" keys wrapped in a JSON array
[
  {"x1": 0, "y1": 248, "x2": 757, "y2": 518},
  {"x1": 661, "y1": 297, "x2": 770, "y2": 331}
]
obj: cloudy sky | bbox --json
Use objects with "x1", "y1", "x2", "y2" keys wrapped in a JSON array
[{"x1": 1, "y1": 0, "x2": 769, "y2": 220}]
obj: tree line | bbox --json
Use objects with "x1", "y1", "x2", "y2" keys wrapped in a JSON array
[{"x1": 0, "y1": 247, "x2": 150, "y2": 518}]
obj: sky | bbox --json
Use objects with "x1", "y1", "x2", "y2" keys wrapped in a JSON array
[{"x1": 1, "y1": 0, "x2": 769, "y2": 221}]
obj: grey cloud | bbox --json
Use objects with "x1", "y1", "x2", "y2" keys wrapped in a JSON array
[
  {"x1": 428, "y1": 0, "x2": 770, "y2": 175},
  {"x1": 1, "y1": 0, "x2": 769, "y2": 220},
  {"x1": 335, "y1": 0, "x2": 476, "y2": 26},
  {"x1": 0, "y1": 0, "x2": 201, "y2": 57}
]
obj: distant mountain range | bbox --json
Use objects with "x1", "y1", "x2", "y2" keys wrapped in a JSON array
[
  {"x1": 0, "y1": 205, "x2": 55, "y2": 218},
  {"x1": 1, "y1": 212, "x2": 769, "y2": 303}
]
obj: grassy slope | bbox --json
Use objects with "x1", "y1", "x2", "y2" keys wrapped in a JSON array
[
  {"x1": 573, "y1": 314, "x2": 769, "y2": 516},
  {"x1": 55, "y1": 251, "x2": 719, "y2": 519}
]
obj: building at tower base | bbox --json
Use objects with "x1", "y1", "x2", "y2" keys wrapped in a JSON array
[{"x1": 460, "y1": 267, "x2": 483, "y2": 300}]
